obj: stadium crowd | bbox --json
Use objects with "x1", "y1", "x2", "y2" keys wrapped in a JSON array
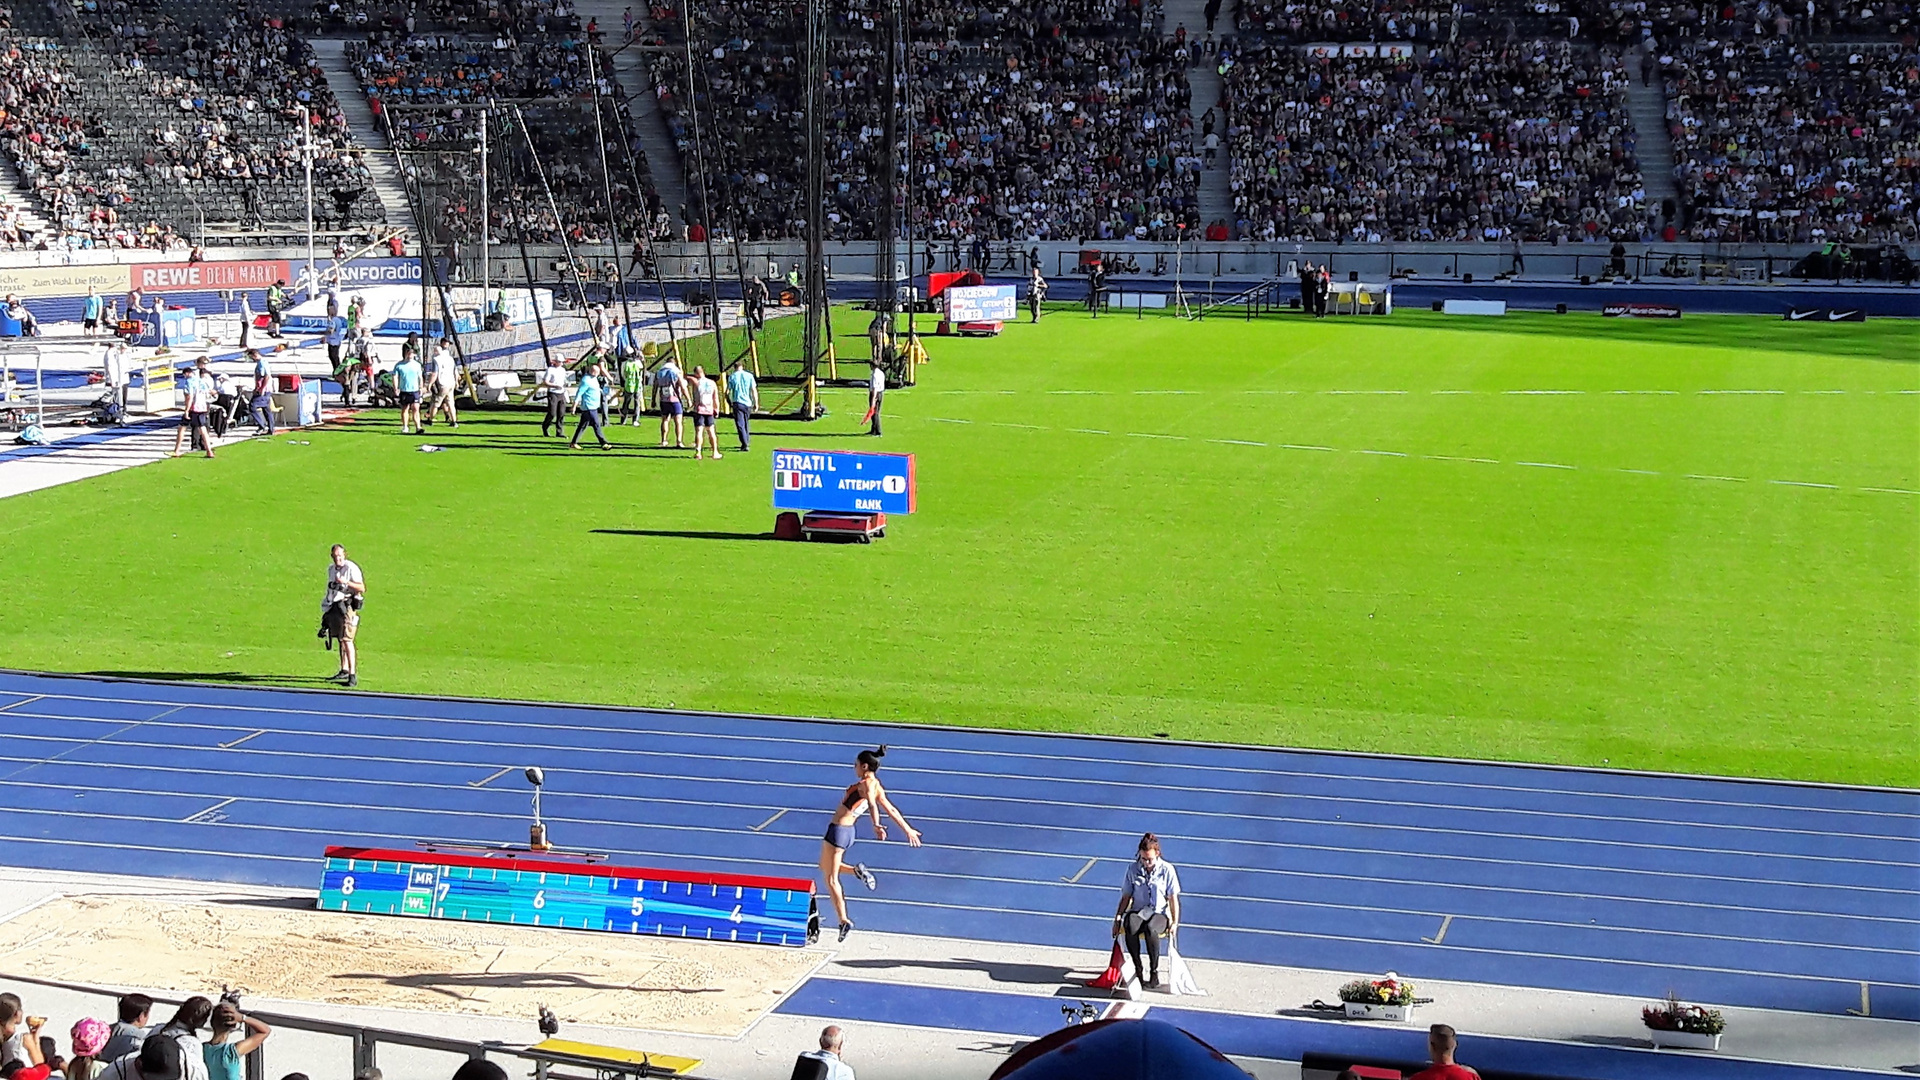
[
  {"x1": 1222, "y1": 38, "x2": 1649, "y2": 241},
  {"x1": 1658, "y1": 39, "x2": 1917, "y2": 242}
]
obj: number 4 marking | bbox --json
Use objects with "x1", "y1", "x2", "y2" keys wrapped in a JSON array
[{"x1": 728, "y1": 905, "x2": 743, "y2": 924}]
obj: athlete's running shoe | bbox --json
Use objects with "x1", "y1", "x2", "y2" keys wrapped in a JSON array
[
  {"x1": 853, "y1": 863, "x2": 878, "y2": 891},
  {"x1": 838, "y1": 922, "x2": 854, "y2": 943}
]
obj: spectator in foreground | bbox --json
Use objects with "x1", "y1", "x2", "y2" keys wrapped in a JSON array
[
  {"x1": 0, "y1": 995, "x2": 45, "y2": 1070},
  {"x1": 95, "y1": 1034, "x2": 183, "y2": 1080},
  {"x1": 794, "y1": 1026, "x2": 854, "y2": 1080},
  {"x1": 153, "y1": 999, "x2": 210, "y2": 1080},
  {"x1": 1409, "y1": 1024, "x2": 1480, "y2": 1079},
  {"x1": 200, "y1": 1005, "x2": 268, "y2": 1080},
  {"x1": 68, "y1": 1019, "x2": 110, "y2": 1080},
  {"x1": 99, "y1": 998, "x2": 152, "y2": 1062},
  {"x1": 448, "y1": 1060, "x2": 506, "y2": 1080}
]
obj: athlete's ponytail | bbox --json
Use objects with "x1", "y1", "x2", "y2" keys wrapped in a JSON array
[{"x1": 856, "y1": 745, "x2": 888, "y2": 771}]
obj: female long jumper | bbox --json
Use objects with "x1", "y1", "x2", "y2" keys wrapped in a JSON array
[{"x1": 819, "y1": 746, "x2": 922, "y2": 942}]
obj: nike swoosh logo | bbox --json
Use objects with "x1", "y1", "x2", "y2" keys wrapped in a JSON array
[
  {"x1": 1827, "y1": 311, "x2": 1860, "y2": 320},
  {"x1": 1788, "y1": 311, "x2": 1815, "y2": 319}
]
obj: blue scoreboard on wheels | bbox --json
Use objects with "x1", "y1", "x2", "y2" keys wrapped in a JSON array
[
  {"x1": 773, "y1": 450, "x2": 916, "y2": 514},
  {"x1": 317, "y1": 846, "x2": 819, "y2": 947}
]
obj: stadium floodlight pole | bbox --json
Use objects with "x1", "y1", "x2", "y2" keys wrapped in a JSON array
[
  {"x1": 584, "y1": 43, "x2": 636, "y2": 338},
  {"x1": 678, "y1": 0, "x2": 727, "y2": 370},
  {"x1": 510, "y1": 105, "x2": 591, "y2": 311},
  {"x1": 298, "y1": 103, "x2": 315, "y2": 299}
]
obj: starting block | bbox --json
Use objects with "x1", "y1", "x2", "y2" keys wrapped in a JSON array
[
  {"x1": 316, "y1": 846, "x2": 819, "y2": 946},
  {"x1": 526, "y1": 1038, "x2": 700, "y2": 1080},
  {"x1": 801, "y1": 510, "x2": 886, "y2": 543}
]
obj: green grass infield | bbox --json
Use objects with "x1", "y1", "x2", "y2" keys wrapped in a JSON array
[{"x1": 5, "y1": 309, "x2": 1915, "y2": 786}]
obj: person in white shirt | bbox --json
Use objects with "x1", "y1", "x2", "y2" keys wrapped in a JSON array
[
  {"x1": 171, "y1": 362, "x2": 216, "y2": 459},
  {"x1": 866, "y1": 364, "x2": 885, "y2": 436},
  {"x1": 690, "y1": 365, "x2": 722, "y2": 460},
  {"x1": 654, "y1": 355, "x2": 688, "y2": 449},
  {"x1": 539, "y1": 357, "x2": 569, "y2": 438},
  {"x1": 793, "y1": 1026, "x2": 855, "y2": 1080},
  {"x1": 424, "y1": 341, "x2": 459, "y2": 428},
  {"x1": 322, "y1": 545, "x2": 365, "y2": 687},
  {"x1": 103, "y1": 341, "x2": 132, "y2": 420}
]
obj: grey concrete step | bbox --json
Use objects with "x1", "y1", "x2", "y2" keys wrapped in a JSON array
[
  {"x1": 308, "y1": 37, "x2": 412, "y2": 228},
  {"x1": 572, "y1": 0, "x2": 688, "y2": 226},
  {"x1": 1624, "y1": 45, "x2": 1679, "y2": 210},
  {"x1": 0, "y1": 153, "x2": 56, "y2": 237}
]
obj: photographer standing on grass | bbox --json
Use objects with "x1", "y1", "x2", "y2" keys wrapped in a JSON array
[{"x1": 321, "y1": 545, "x2": 365, "y2": 688}]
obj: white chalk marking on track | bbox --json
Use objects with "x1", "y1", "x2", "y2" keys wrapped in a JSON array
[
  {"x1": 927, "y1": 417, "x2": 972, "y2": 424},
  {"x1": 1507, "y1": 390, "x2": 1584, "y2": 395},
  {"x1": 1517, "y1": 462, "x2": 1576, "y2": 470},
  {"x1": 1208, "y1": 439, "x2": 1267, "y2": 447},
  {"x1": 1426, "y1": 455, "x2": 1499, "y2": 464},
  {"x1": 1061, "y1": 858, "x2": 1099, "y2": 884},
  {"x1": 752, "y1": 808, "x2": 790, "y2": 832},
  {"x1": 182, "y1": 796, "x2": 236, "y2": 824},
  {"x1": 1860, "y1": 487, "x2": 1919, "y2": 495},
  {"x1": 1422, "y1": 914, "x2": 1456, "y2": 945},
  {"x1": 1617, "y1": 468, "x2": 1661, "y2": 476},
  {"x1": 1355, "y1": 449, "x2": 1408, "y2": 457},
  {"x1": 218, "y1": 730, "x2": 266, "y2": 750},
  {"x1": 1279, "y1": 444, "x2": 1337, "y2": 452},
  {"x1": 1127, "y1": 432, "x2": 1188, "y2": 440},
  {"x1": 1700, "y1": 389, "x2": 1785, "y2": 395},
  {"x1": 0, "y1": 695, "x2": 43, "y2": 712},
  {"x1": 1771, "y1": 480, "x2": 1838, "y2": 490},
  {"x1": 468, "y1": 765, "x2": 514, "y2": 787},
  {"x1": 1686, "y1": 474, "x2": 1747, "y2": 483},
  {"x1": 1068, "y1": 428, "x2": 1110, "y2": 435}
]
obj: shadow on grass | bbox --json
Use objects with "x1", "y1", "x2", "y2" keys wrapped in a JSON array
[
  {"x1": 83, "y1": 670, "x2": 338, "y2": 685},
  {"x1": 1368, "y1": 309, "x2": 1919, "y2": 362},
  {"x1": 591, "y1": 528, "x2": 772, "y2": 541}
]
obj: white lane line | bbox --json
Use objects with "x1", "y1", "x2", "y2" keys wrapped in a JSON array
[
  {"x1": 1860, "y1": 487, "x2": 1919, "y2": 495},
  {"x1": 13, "y1": 691, "x2": 1913, "y2": 822},
  {"x1": 1327, "y1": 390, "x2": 1408, "y2": 395},
  {"x1": 1617, "y1": 468, "x2": 1661, "y2": 476},
  {"x1": 1133, "y1": 390, "x2": 1197, "y2": 395},
  {"x1": 1516, "y1": 462, "x2": 1576, "y2": 470},
  {"x1": 1801, "y1": 390, "x2": 1847, "y2": 395},
  {"x1": 218, "y1": 730, "x2": 266, "y2": 750},
  {"x1": 468, "y1": 765, "x2": 514, "y2": 788},
  {"x1": 0, "y1": 695, "x2": 44, "y2": 713},
  {"x1": 1700, "y1": 390, "x2": 1785, "y2": 395},
  {"x1": 927, "y1": 417, "x2": 972, "y2": 424},
  {"x1": 1507, "y1": 390, "x2": 1584, "y2": 395},
  {"x1": 17, "y1": 785, "x2": 1919, "y2": 955},
  {"x1": 1771, "y1": 480, "x2": 1838, "y2": 490},
  {"x1": 1355, "y1": 449, "x2": 1407, "y2": 457},
  {"x1": 1427, "y1": 455, "x2": 1499, "y2": 464},
  {"x1": 1047, "y1": 390, "x2": 1107, "y2": 395},
  {"x1": 1279, "y1": 444, "x2": 1336, "y2": 452},
  {"x1": 1068, "y1": 428, "x2": 1110, "y2": 435},
  {"x1": 17, "y1": 734, "x2": 1904, "y2": 854},
  {"x1": 1061, "y1": 857, "x2": 1099, "y2": 884},
  {"x1": 752, "y1": 808, "x2": 790, "y2": 832},
  {"x1": 992, "y1": 422, "x2": 1046, "y2": 430},
  {"x1": 182, "y1": 796, "x2": 236, "y2": 824},
  {"x1": 1126, "y1": 432, "x2": 1188, "y2": 441},
  {"x1": 1610, "y1": 390, "x2": 1679, "y2": 395},
  {"x1": 1432, "y1": 390, "x2": 1474, "y2": 395},
  {"x1": 1686, "y1": 474, "x2": 1747, "y2": 483},
  {"x1": 1208, "y1": 439, "x2": 1267, "y2": 447}
]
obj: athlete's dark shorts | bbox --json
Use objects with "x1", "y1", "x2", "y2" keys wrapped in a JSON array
[
  {"x1": 398, "y1": 390, "x2": 419, "y2": 407},
  {"x1": 694, "y1": 413, "x2": 714, "y2": 427},
  {"x1": 660, "y1": 399, "x2": 683, "y2": 416},
  {"x1": 824, "y1": 822, "x2": 855, "y2": 850}
]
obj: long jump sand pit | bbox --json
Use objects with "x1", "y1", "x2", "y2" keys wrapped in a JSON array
[{"x1": 0, "y1": 896, "x2": 820, "y2": 1037}]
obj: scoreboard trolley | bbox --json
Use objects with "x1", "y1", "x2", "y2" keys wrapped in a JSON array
[{"x1": 318, "y1": 846, "x2": 819, "y2": 947}]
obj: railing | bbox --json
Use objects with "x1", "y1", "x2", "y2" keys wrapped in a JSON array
[{"x1": 0, "y1": 972, "x2": 698, "y2": 1080}]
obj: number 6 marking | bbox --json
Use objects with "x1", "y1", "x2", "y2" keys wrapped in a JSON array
[{"x1": 532, "y1": 890, "x2": 546, "y2": 909}]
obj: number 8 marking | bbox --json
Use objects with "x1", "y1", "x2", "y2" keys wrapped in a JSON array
[{"x1": 340, "y1": 875, "x2": 355, "y2": 896}]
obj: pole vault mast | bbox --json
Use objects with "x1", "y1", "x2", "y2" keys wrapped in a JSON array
[{"x1": 800, "y1": 0, "x2": 829, "y2": 418}]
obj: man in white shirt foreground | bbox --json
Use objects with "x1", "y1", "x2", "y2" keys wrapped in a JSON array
[{"x1": 794, "y1": 1025, "x2": 856, "y2": 1080}]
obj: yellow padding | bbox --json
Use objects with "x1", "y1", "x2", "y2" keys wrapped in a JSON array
[{"x1": 528, "y1": 1038, "x2": 701, "y2": 1076}]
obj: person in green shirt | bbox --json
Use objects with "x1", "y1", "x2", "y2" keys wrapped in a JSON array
[
  {"x1": 725, "y1": 358, "x2": 758, "y2": 451},
  {"x1": 620, "y1": 351, "x2": 647, "y2": 425}
]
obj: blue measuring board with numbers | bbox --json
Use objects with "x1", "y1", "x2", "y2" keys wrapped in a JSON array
[{"x1": 317, "y1": 847, "x2": 818, "y2": 947}]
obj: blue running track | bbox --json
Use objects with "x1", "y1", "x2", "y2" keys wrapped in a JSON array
[{"x1": 0, "y1": 671, "x2": 1913, "y2": 1020}]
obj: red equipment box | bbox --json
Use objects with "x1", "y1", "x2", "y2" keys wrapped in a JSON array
[{"x1": 801, "y1": 510, "x2": 887, "y2": 543}]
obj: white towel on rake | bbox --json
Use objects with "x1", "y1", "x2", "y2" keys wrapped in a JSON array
[{"x1": 1166, "y1": 947, "x2": 1206, "y2": 996}]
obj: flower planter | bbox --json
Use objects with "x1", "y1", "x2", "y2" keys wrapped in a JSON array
[
  {"x1": 1649, "y1": 1030, "x2": 1722, "y2": 1051},
  {"x1": 1343, "y1": 1002, "x2": 1414, "y2": 1022}
]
